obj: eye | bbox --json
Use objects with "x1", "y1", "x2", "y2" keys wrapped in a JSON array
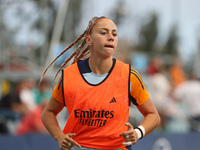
[
  {"x1": 113, "y1": 33, "x2": 117, "y2": 37},
  {"x1": 100, "y1": 32, "x2": 106, "y2": 35}
]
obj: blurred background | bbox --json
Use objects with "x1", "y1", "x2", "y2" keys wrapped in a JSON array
[{"x1": 0, "y1": 0, "x2": 200, "y2": 150}]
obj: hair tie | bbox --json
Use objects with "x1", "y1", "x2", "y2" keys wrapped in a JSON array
[{"x1": 87, "y1": 18, "x2": 109, "y2": 36}]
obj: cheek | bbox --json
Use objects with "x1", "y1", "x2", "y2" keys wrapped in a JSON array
[
  {"x1": 114, "y1": 38, "x2": 118, "y2": 47},
  {"x1": 115, "y1": 38, "x2": 118, "y2": 44},
  {"x1": 93, "y1": 37, "x2": 104, "y2": 46}
]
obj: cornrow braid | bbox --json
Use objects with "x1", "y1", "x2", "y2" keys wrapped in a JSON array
[
  {"x1": 76, "y1": 46, "x2": 90, "y2": 61},
  {"x1": 39, "y1": 16, "x2": 107, "y2": 87},
  {"x1": 51, "y1": 40, "x2": 88, "y2": 88},
  {"x1": 51, "y1": 46, "x2": 89, "y2": 89},
  {"x1": 39, "y1": 30, "x2": 86, "y2": 85},
  {"x1": 72, "y1": 39, "x2": 87, "y2": 64},
  {"x1": 50, "y1": 49, "x2": 77, "y2": 89}
]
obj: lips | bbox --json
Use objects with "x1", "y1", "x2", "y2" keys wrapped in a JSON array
[{"x1": 104, "y1": 44, "x2": 114, "y2": 48}]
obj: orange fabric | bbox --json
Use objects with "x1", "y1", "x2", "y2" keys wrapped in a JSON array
[
  {"x1": 130, "y1": 68, "x2": 149, "y2": 105},
  {"x1": 169, "y1": 66, "x2": 186, "y2": 87},
  {"x1": 53, "y1": 68, "x2": 149, "y2": 106},
  {"x1": 61, "y1": 60, "x2": 129, "y2": 149},
  {"x1": 52, "y1": 76, "x2": 63, "y2": 103},
  {"x1": 52, "y1": 60, "x2": 150, "y2": 149}
]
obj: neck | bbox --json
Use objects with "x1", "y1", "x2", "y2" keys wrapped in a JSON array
[{"x1": 89, "y1": 56, "x2": 113, "y2": 75}]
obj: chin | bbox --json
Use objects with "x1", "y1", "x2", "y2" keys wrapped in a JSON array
[
  {"x1": 101, "y1": 53, "x2": 114, "y2": 59},
  {"x1": 95, "y1": 50, "x2": 115, "y2": 59}
]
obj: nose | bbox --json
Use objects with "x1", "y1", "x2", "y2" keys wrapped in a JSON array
[{"x1": 108, "y1": 33, "x2": 114, "y2": 41}]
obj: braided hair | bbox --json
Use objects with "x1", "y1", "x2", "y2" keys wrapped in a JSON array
[{"x1": 39, "y1": 16, "x2": 107, "y2": 87}]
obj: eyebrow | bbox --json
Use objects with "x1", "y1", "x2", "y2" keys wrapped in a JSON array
[{"x1": 100, "y1": 28, "x2": 117, "y2": 32}]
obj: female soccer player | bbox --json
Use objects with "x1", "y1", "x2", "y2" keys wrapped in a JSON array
[{"x1": 41, "y1": 16, "x2": 160, "y2": 150}]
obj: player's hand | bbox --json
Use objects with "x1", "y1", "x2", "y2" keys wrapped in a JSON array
[
  {"x1": 119, "y1": 122, "x2": 138, "y2": 146},
  {"x1": 57, "y1": 133, "x2": 81, "y2": 150}
]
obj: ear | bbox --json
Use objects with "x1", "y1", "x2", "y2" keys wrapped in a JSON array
[{"x1": 85, "y1": 35, "x2": 92, "y2": 47}]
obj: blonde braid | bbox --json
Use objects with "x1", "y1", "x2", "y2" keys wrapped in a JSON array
[
  {"x1": 39, "y1": 16, "x2": 106, "y2": 87},
  {"x1": 51, "y1": 39, "x2": 87, "y2": 87},
  {"x1": 39, "y1": 30, "x2": 86, "y2": 85},
  {"x1": 50, "y1": 50, "x2": 78, "y2": 89},
  {"x1": 76, "y1": 46, "x2": 90, "y2": 61},
  {"x1": 72, "y1": 39, "x2": 87, "y2": 64}
]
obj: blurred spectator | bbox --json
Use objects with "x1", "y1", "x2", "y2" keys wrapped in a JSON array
[
  {"x1": 173, "y1": 74, "x2": 200, "y2": 132},
  {"x1": 33, "y1": 78, "x2": 51, "y2": 107},
  {"x1": 15, "y1": 78, "x2": 50, "y2": 135},
  {"x1": 147, "y1": 55, "x2": 163, "y2": 76},
  {"x1": 0, "y1": 78, "x2": 50, "y2": 135},
  {"x1": 163, "y1": 90, "x2": 190, "y2": 133},
  {"x1": 1, "y1": 79, "x2": 11, "y2": 97},
  {"x1": 15, "y1": 104, "x2": 48, "y2": 135},
  {"x1": 169, "y1": 58, "x2": 186, "y2": 87},
  {"x1": 19, "y1": 78, "x2": 37, "y2": 112},
  {"x1": 0, "y1": 80, "x2": 28, "y2": 134},
  {"x1": 147, "y1": 56, "x2": 171, "y2": 131}
]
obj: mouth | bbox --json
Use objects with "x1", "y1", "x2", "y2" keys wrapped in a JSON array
[{"x1": 104, "y1": 44, "x2": 114, "y2": 48}]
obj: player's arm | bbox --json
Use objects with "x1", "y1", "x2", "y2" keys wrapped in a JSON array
[
  {"x1": 41, "y1": 96, "x2": 64, "y2": 141},
  {"x1": 136, "y1": 97, "x2": 160, "y2": 136},
  {"x1": 41, "y1": 96, "x2": 81, "y2": 149},
  {"x1": 41, "y1": 75, "x2": 81, "y2": 149},
  {"x1": 42, "y1": 76, "x2": 64, "y2": 140},
  {"x1": 41, "y1": 75, "x2": 65, "y2": 140},
  {"x1": 128, "y1": 68, "x2": 160, "y2": 139},
  {"x1": 120, "y1": 98, "x2": 160, "y2": 147}
]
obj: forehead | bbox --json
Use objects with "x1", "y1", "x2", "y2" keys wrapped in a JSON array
[{"x1": 93, "y1": 19, "x2": 117, "y2": 31}]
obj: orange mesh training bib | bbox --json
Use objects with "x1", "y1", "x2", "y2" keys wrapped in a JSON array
[{"x1": 62, "y1": 60, "x2": 130, "y2": 149}]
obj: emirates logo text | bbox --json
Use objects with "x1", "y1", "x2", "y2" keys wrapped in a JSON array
[{"x1": 74, "y1": 109, "x2": 114, "y2": 127}]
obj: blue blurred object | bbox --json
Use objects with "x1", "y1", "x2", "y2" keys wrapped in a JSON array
[
  {"x1": 131, "y1": 53, "x2": 148, "y2": 73},
  {"x1": 126, "y1": 145, "x2": 133, "y2": 150},
  {"x1": 0, "y1": 133, "x2": 200, "y2": 150}
]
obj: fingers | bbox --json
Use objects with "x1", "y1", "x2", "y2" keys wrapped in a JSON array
[
  {"x1": 123, "y1": 131, "x2": 137, "y2": 142},
  {"x1": 66, "y1": 133, "x2": 81, "y2": 148},
  {"x1": 120, "y1": 131, "x2": 137, "y2": 145},
  {"x1": 119, "y1": 130, "x2": 133, "y2": 139},
  {"x1": 60, "y1": 139, "x2": 72, "y2": 150},
  {"x1": 119, "y1": 123, "x2": 138, "y2": 145},
  {"x1": 125, "y1": 122, "x2": 133, "y2": 131},
  {"x1": 125, "y1": 135, "x2": 129, "y2": 139},
  {"x1": 122, "y1": 141, "x2": 132, "y2": 146},
  {"x1": 68, "y1": 138, "x2": 81, "y2": 148},
  {"x1": 58, "y1": 133, "x2": 81, "y2": 150},
  {"x1": 68, "y1": 142, "x2": 72, "y2": 147},
  {"x1": 119, "y1": 122, "x2": 133, "y2": 137},
  {"x1": 68, "y1": 133, "x2": 76, "y2": 138}
]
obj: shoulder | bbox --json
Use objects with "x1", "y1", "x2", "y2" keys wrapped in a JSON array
[
  {"x1": 129, "y1": 67, "x2": 149, "y2": 105},
  {"x1": 130, "y1": 67, "x2": 145, "y2": 90}
]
